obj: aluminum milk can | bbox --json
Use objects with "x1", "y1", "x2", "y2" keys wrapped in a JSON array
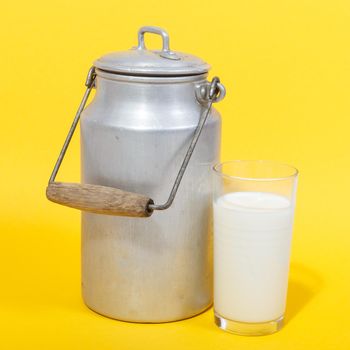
[{"x1": 47, "y1": 26, "x2": 225, "y2": 322}]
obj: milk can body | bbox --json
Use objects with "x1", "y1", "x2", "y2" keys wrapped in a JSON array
[
  {"x1": 80, "y1": 69, "x2": 221, "y2": 322},
  {"x1": 40, "y1": 26, "x2": 225, "y2": 322}
]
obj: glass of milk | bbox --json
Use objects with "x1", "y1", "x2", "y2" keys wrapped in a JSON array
[{"x1": 213, "y1": 160, "x2": 298, "y2": 336}]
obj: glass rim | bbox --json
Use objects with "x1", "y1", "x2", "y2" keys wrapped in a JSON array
[{"x1": 212, "y1": 160, "x2": 299, "y2": 182}]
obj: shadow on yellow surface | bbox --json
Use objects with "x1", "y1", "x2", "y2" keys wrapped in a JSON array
[{"x1": 285, "y1": 263, "x2": 323, "y2": 325}]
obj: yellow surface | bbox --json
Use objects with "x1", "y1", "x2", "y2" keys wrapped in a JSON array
[{"x1": 1, "y1": 0, "x2": 350, "y2": 348}]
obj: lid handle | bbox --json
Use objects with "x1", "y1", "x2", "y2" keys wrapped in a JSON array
[{"x1": 137, "y1": 26, "x2": 180, "y2": 60}]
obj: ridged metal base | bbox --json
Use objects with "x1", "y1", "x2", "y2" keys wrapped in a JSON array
[
  {"x1": 84, "y1": 298, "x2": 213, "y2": 323},
  {"x1": 214, "y1": 312, "x2": 284, "y2": 336}
]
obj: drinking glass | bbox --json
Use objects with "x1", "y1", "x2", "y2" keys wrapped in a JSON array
[{"x1": 213, "y1": 160, "x2": 298, "y2": 336}]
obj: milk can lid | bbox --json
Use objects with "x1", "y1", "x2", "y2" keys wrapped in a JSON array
[{"x1": 94, "y1": 26, "x2": 210, "y2": 76}]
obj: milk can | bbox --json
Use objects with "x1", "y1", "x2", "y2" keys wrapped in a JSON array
[{"x1": 46, "y1": 26, "x2": 225, "y2": 322}]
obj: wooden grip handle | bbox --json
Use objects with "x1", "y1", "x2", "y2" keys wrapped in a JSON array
[{"x1": 46, "y1": 182, "x2": 153, "y2": 217}]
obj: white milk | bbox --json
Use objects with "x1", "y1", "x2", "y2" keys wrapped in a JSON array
[{"x1": 213, "y1": 191, "x2": 294, "y2": 323}]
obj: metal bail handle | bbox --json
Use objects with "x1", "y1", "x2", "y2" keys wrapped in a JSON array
[{"x1": 46, "y1": 66, "x2": 224, "y2": 218}]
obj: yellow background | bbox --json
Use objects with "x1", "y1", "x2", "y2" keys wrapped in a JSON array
[{"x1": 1, "y1": 0, "x2": 349, "y2": 348}]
